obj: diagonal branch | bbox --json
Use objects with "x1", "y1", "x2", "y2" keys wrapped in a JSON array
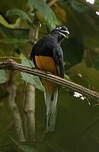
[
  {"x1": 0, "y1": 59, "x2": 99, "y2": 101},
  {"x1": 48, "y1": 0, "x2": 58, "y2": 7}
]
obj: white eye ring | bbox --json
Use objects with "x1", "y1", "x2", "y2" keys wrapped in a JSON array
[{"x1": 56, "y1": 26, "x2": 62, "y2": 30}]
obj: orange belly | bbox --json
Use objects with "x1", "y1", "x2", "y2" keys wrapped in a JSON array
[{"x1": 35, "y1": 56, "x2": 57, "y2": 94}]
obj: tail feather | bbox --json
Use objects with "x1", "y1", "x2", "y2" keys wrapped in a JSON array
[{"x1": 44, "y1": 88, "x2": 58, "y2": 132}]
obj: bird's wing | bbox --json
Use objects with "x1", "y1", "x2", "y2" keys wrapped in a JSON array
[
  {"x1": 30, "y1": 46, "x2": 36, "y2": 66},
  {"x1": 53, "y1": 47, "x2": 64, "y2": 78}
]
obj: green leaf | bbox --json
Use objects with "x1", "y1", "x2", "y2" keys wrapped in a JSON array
[
  {"x1": 71, "y1": 0, "x2": 89, "y2": 13},
  {"x1": 7, "y1": 9, "x2": 33, "y2": 27},
  {"x1": 0, "y1": 70, "x2": 7, "y2": 84},
  {"x1": 28, "y1": 0, "x2": 60, "y2": 30},
  {"x1": 64, "y1": 74, "x2": 71, "y2": 80},
  {"x1": 0, "y1": 14, "x2": 20, "y2": 28},
  {"x1": 0, "y1": 23, "x2": 30, "y2": 44},
  {"x1": 21, "y1": 54, "x2": 44, "y2": 91},
  {"x1": 0, "y1": 23, "x2": 29, "y2": 39},
  {"x1": 10, "y1": 137, "x2": 38, "y2": 152},
  {"x1": 0, "y1": 23, "x2": 14, "y2": 38}
]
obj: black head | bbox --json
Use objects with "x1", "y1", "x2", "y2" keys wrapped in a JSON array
[{"x1": 51, "y1": 26, "x2": 70, "y2": 42}]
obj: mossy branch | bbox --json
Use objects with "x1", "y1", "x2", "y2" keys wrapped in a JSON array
[{"x1": 0, "y1": 59, "x2": 99, "y2": 101}]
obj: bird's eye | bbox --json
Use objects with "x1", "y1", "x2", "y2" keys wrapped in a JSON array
[
  {"x1": 59, "y1": 27, "x2": 62, "y2": 29},
  {"x1": 56, "y1": 26, "x2": 62, "y2": 30}
]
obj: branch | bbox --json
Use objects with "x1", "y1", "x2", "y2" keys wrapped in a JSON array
[
  {"x1": 24, "y1": 84, "x2": 35, "y2": 140},
  {"x1": 0, "y1": 56, "x2": 21, "y2": 60},
  {"x1": 48, "y1": 0, "x2": 58, "y2": 7},
  {"x1": 7, "y1": 83, "x2": 26, "y2": 142},
  {"x1": 0, "y1": 59, "x2": 99, "y2": 101}
]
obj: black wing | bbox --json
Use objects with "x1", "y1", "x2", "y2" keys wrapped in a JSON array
[
  {"x1": 30, "y1": 37, "x2": 46, "y2": 66},
  {"x1": 53, "y1": 47, "x2": 64, "y2": 78},
  {"x1": 30, "y1": 45, "x2": 36, "y2": 66},
  {"x1": 30, "y1": 34, "x2": 55, "y2": 66}
]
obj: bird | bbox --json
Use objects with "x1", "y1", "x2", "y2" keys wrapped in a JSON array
[{"x1": 30, "y1": 26, "x2": 70, "y2": 132}]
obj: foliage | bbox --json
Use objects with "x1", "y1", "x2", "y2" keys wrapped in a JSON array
[
  {"x1": 21, "y1": 54, "x2": 44, "y2": 91},
  {"x1": 70, "y1": 0, "x2": 89, "y2": 12},
  {"x1": 0, "y1": 0, "x2": 99, "y2": 152},
  {"x1": 0, "y1": 70, "x2": 7, "y2": 84},
  {"x1": 28, "y1": 0, "x2": 60, "y2": 29},
  {"x1": 0, "y1": 22, "x2": 30, "y2": 45},
  {"x1": 0, "y1": 23, "x2": 15, "y2": 38},
  {"x1": 0, "y1": 14, "x2": 20, "y2": 28},
  {"x1": 7, "y1": 9, "x2": 33, "y2": 27},
  {"x1": 10, "y1": 137, "x2": 38, "y2": 152}
]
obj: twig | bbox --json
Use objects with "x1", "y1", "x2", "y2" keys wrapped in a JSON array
[
  {"x1": 0, "y1": 56, "x2": 21, "y2": 60},
  {"x1": 0, "y1": 60, "x2": 99, "y2": 101},
  {"x1": 48, "y1": 0, "x2": 58, "y2": 7}
]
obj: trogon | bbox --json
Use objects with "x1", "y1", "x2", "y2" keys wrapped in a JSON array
[{"x1": 30, "y1": 26, "x2": 70, "y2": 132}]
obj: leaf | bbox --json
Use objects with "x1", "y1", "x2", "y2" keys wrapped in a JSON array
[
  {"x1": 10, "y1": 137, "x2": 38, "y2": 152},
  {"x1": 0, "y1": 23, "x2": 29, "y2": 39},
  {"x1": 0, "y1": 23, "x2": 14, "y2": 38},
  {"x1": 0, "y1": 23, "x2": 30, "y2": 44},
  {"x1": 71, "y1": 0, "x2": 89, "y2": 13},
  {"x1": 7, "y1": 9, "x2": 33, "y2": 27},
  {"x1": 0, "y1": 70, "x2": 7, "y2": 84},
  {"x1": 0, "y1": 14, "x2": 21, "y2": 28},
  {"x1": 21, "y1": 54, "x2": 44, "y2": 91},
  {"x1": 64, "y1": 74, "x2": 71, "y2": 80},
  {"x1": 54, "y1": 4, "x2": 67, "y2": 22},
  {"x1": 93, "y1": 54, "x2": 99, "y2": 70},
  {"x1": 28, "y1": 0, "x2": 60, "y2": 29}
]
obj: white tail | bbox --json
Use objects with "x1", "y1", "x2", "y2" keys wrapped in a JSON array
[{"x1": 44, "y1": 88, "x2": 58, "y2": 132}]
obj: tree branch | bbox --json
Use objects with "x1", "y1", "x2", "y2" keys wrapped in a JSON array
[
  {"x1": 48, "y1": 0, "x2": 58, "y2": 7},
  {"x1": 7, "y1": 83, "x2": 26, "y2": 142},
  {"x1": 24, "y1": 84, "x2": 35, "y2": 140},
  {"x1": 0, "y1": 59, "x2": 99, "y2": 101}
]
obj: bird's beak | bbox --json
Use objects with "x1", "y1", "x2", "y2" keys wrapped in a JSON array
[
  {"x1": 65, "y1": 30, "x2": 70, "y2": 35},
  {"x1": 65, "y1": 30, "x2": 70, "y2": 39},
  {"x1": 60, "y1": 30, "x2": 70, "y2": 38}
]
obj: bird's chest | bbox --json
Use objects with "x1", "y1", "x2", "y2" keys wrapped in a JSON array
[{"x1": 35, "y1": 56, "x2": 57, "y2": 75}]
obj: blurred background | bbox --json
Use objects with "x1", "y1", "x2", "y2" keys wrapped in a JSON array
[{"x1": 0, "y1": 0, "x2": 99, "y2": 152}]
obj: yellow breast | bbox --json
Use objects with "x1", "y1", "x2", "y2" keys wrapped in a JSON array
[{"x1": 35, "y1": 56, "x2": 57, "y2": 94}]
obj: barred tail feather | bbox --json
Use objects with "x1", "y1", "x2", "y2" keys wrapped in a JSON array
[{"x1": 44, "y1": 88, "x2": 58, "y2": 132}]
